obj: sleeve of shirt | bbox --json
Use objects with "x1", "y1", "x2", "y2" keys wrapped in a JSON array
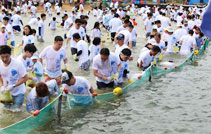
[
  {"x1": 39, "y1": 47, "x2": 48, "y2": 60},
  {"x1": 92, "y1": 56, "x2": 99, "y2": 70}
]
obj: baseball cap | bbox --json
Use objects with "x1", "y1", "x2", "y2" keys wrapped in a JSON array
[
  {"x1": 116, "y1": 34, "x2": 125, "y2": 40},
  {"x1": 31, "y1": 55, "x2": 38, "y2": 60},
  {"x1": 61, "y1": 71, "x2": 73, "y2": 84}
]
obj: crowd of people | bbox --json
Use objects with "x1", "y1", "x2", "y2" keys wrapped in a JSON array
[{"x1": 0, "y1": 0, "x2": 207, "y2": 115}]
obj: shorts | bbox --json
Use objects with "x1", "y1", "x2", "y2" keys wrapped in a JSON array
[
  {"x1": 111, "y1": 32, "x2": 116, "y2": 41},
  {"x1": 71, "y1": 47, "x2": 77, "y2": 55},
  {"x1": 137, "y1": 62, "x2": 149, "y2": 71},
  {"x1": 146, "y1": 32, "x2": 151, "y2": 38},
  {"x1": 12, "y1": 25, "x2": 21, "y2": 32},
  {"x1": 96, "y1": 81, "x2": 114, "y2": 89},
  {"x1": 80, "y1": 60, "x2": 90, "y2": 71},
  {"x1": 4, "y1": 94, "x2": 25, "y2": 109},
  {"x1": 57, "y1": 12, "x2": 60, "y2": 15},
  {"x1": 132, "y1": 41, "x2": 136, "y2": 47}
]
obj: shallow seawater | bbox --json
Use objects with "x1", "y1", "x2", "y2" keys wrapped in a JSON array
[{"x1": 0, "y1": 10, "x2": 211, "y2": 134}]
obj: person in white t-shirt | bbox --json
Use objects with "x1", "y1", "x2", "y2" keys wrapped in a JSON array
[
  {"x1": 109, "y1": 14, "x2": 122, "y2": 41},
  {"x1": 154, "y1": 33, "x2": 166, "y2": 51},
  {"x1": 3, "y1": 16, "x2": 15, "y2": 47},
  {"x1": 49, "y1": 17, "x2": 57, "y2": 30},
  {"x1": 30, "y1": 5, "x2": 37, "y2": 18},
  {"x1": 93, "y1": 48, "x2": 121, "y2": 89},
  {"x1": 116, "y1": 19, "x2": 130, "y2": 34},
  {"x1": 39, "y1": 36, "x2": 68, "y2": 82},
  {"x1": 160, "y1": 12, "x2": 171, "y2": 29},
  {"x1": 137, "y1": 45, "x2": 161, "y2": 71},
  {"x1": 31, "y1": 55, "x2": 43, "y2": 82},
  {"x1": 17, "y1": 43, "x2": 37, "y2": 72},
  {"x1": 0, "y1": 45, "x2": 28, "y2": 110},
  {"x1": 179, "y1": 30, "x2": 197, "y2": 57},
  {"x1": 20, "y1": 25, "x2": 35, "y2": 48},
  {"x1": 165, "y1": 26, "x2": 177, "y2": 53},
  {"x1": 73, "y1": 33, "x2": 90, "y2": 71},
  {"x1": 117, "y1": 48, "x2": 132, "y2": 84},
  {"x1": 37, "y1": 13, "x2": 46, "y2": 42},
  {"x1": 144, "y1": 12, "x2": 153, "y2": 38},
  {"x1": 61, "y1": 70, "x2": 96, "y2": 106},
  {"x1": 11, "y1": 11, "x2": 23, "y2": 32},
  {"x1": 119, "y1": 24, "x2": 133, "y2": 49},
  {"x1": 91, "y1": 21, "x2": 101, "y2": 40},
  {"x1": 63, "y1": 15, "x2": 73, "y2": 39},
  {"x1": 89, "y1": 37, "x2": 101, "y2": 62},
  {"x1": 66, "y1": 19, "x2": 85, "y2": 56}
]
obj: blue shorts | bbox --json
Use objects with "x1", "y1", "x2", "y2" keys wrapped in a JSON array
[
  {"x1": 12, "y1": 25, "x2": 21, "y2": 32},
  {"x1": 4, "y1": 93, "x2": 25, "y2": 109}
]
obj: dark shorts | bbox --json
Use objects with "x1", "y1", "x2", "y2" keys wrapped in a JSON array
[
  {"x1": 57, "y1": 12, "x2": 60, "y2": 15},
  {"x1": 111, "y1": 32, "x2": 116, "y2": 41},
  {"x1": 146, "y1": 32, "x2": 151, "y2": 38},
  {"x1": 12, "y1": 25, "x2": 21, "y2": 32},
  {"x1": 71, "y1": 47, "x2": 77, "y2": 55},
  {"x1": 97, "y1": 81, "x2": 114, "y2": 89}
]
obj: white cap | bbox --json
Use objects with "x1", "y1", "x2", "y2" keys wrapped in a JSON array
[
  {"x1": 31, "y1": 55, "x2": 38, "y2": 60},
  {"x1": 166, "y1": 26, "x2": 174, "y2": 32}
]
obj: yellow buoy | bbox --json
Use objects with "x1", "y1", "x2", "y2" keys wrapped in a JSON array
[
  {"x1": 113, "y1": 87, "x2": 122, "y2": 96},
  {"x1": 194, "y1": 50, "x2": 199, "y2": 55}
]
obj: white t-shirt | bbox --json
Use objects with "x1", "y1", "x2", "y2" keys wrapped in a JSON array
[
  {"x1": 40, "y1": 45, "x2": 67, "y2": 73},
  {"x1": 55, "y1": 6, "x2": 61, "y2": 13},
  {"x1": 166, "y1": 34, "x2": 177, "y2": 53},
  {"x1": 155, "y1": 40, "x2": 166, "y2": 50},
  {"x1": 188, "y1": 20, "x2": 196, "y2": 30},
  {"x1": 22, "y1": 35, "x2": 35, "y2": 48},
  {"x1": 6, "y1": 23, "x2": 15, "y2": 41},
  {"x1": 63, "y1": 76, "x2": 91, "y2": 95},
  {"x1": 131, "y1": 29, "x2": 137, "y2": 42},
  {"x1": 89, "y1": 44, "x2": 101, "y2": 62},
  {"x1": 92, "y1": 53, "x2": 120, "y2": 83},
  {"x1": 160, "y1": 16, "x2": 170, "y2": 28},
  {"x1": 67, "y1": 26, "x2": 85, "y2": 48},
  {"x1": 50, "y1": 20, "x2": 57, "y2": 29},
  {"x1": 174, "y1": 28, "x2": 188, "y2": 41},
  {"x1": 91, "y1": 28, "x2": 101, "y2": 39},
  {"x1": 180, "y1": 34, "x2": 196, "y2": 56},
  {"x1": 37, "y1": 20, "x2": 44, "y2": 37},
  {"x1": 144, "y1": 18, "x2": 153, "y2": 33},
  {"x1": 11, "y1": 14, "x2": 21, "y2": 26},
  {"x1": 137, "y1": 50, "x2": 154, "y2": 68},
  {"x1": 0, "y1": 58, "x2": 27, "y2": 96},
  {"x1": 109, "y1": 17, "x2": 123, "y2": 33},
  {"x1": 28, "y1": 18, "x2": 38, "y2": 26},
  {"x1": 116, "y1": 25, "x2": 127, "y2": 33},
  {"x1": 17, "y1": 54, "x2": 32, "y2": 71},
  {"x1": 119, "y1": 30, "x2": 132, "y2": 45},
  {"x1": 77, "y1": 40, "x2": 89, "y2": 64},
  {"x1": 64, "y1": 18, "x2": 73, "y2": 31}
]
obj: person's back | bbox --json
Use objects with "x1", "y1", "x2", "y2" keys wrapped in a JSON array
[
  {"x1": 174, "y1": 28, "x2": 187, "y2": 41},
  {"x1": 180, "y1": 34, "x2": 196, "y2": 56}
]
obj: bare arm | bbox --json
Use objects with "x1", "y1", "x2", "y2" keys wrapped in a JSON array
[
  {"x1": 139, "y1": 60, "x2": 143, "y2": 69},
  {"x1": 0, "y1": 75, "x2": 3, "y2": 87},
  {"x1": 89, "y1": 86, "x2": 94, "y2": 94},
  {"x1": 93, "y1": 69, "x2": 107, "y2": 81},
  {"x1": 39, "y1": 58, "x2": 43, "y2": 64},
  {"x1": 15, "y1": 75, "x2": 28, "y2": 87}
]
